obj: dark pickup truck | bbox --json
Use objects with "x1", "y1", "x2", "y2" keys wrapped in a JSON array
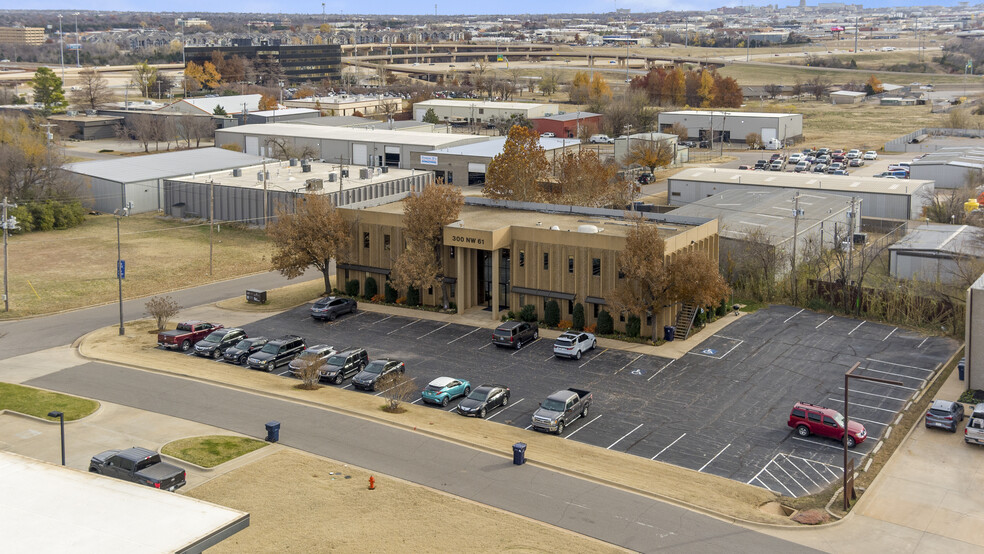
[
  {"x1": 531, "y1": 388, "x2": 592, "y2": 435},
  {"x1": 89, "y1": 447, "x2": 186, "y2": 491},
  {"x1": 157, "y1": 321, "x2": 223, "y2": 352}
]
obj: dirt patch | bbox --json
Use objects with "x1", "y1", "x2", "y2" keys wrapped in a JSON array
[
  {"x1": 759, "y1": 501, "x2": 793, "y2": 517},
  {"x1": 185, "y1": 449, "x2": 627, "y2": 553},
  {"x1": 82, "y1": 320, "x2": 790, "y2": 526}
]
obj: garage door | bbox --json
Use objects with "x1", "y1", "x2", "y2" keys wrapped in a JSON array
[
  {"x1": 415, "y1": 109, "x2": 426, "y2": 122},
  {"x1": 352, "y1": 144, "x2": 368, "y2": 166},
  {"x1": 761, "y1": 128, "x2": 777, "y2": 142},
  {"x1": 245, "y1": 136, "x2": 258, "y2": 156}
]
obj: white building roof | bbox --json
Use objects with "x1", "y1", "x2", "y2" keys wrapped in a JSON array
[
  {"x1": 427, "y1": 136, "x2": 577, "y2": 157},
  {"x1": 831, "y1": 90, "x2": 868, "y2": 97},
  {"x1": 660, "y1": 110, "x2": 800, "y2": 118},
  {"x1": 218, "y1": 123, "x2": 488, "y2": 149},
  {"x1": 63, "y1": 148, "x2": 268, "y2": 184},
  {"x1": 889, "y1": 224, "x2": 981, "y2": 257},
  {"x1": 669, "y1": 168, "x2": 933, "y2": 195},
  {"x1": 251, "y1": 107, "x2": 319, "y2": 117},
  {"x1": 163, "y1": 94, "x2": 262, "y2": 115},
  {"x1": 414, "y1": 99, "x2": 556, "y2": 111}
]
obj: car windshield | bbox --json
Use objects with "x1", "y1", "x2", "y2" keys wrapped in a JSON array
[
  {"x1": 541, "y1": 398, "x2": 567, "y2": 411},
  {"x1": 555, "y1": 339, "x2": 573, "y2": 347},
  {"x1": 468, "y1": 388, "x2": 491, "y2": 401},
  {"x1": 325, "y1": 355, "x2": 346, "y2": 366},
  {"x1": 203, "y1": 333, "x2": 223, "y2": 343},
  {"x1": 363, "y1": 361, "x2": 386, "y2": 374},
  {"x1": 234, "y1": 340, "x2": 251, "y2": 349},
  {"x1": 260, "y1": 343, "x2": 280, "y2": 354},
  {"x1": 833, "y1": 413, "x2": 846, "y2": 428}
]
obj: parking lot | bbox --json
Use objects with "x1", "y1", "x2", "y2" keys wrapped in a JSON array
[{"x1": 173, "y1": 304, "x2": 958, "y2": 498}]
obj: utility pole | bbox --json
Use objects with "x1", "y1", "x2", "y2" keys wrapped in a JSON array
[
  {"x1": 2, "y1": 197, "x2": 17, "y2": 312},
  {"x1": 58, "y1": 15, "x2": 64, "y2": 81},
  {"x1": 847, "y1": 197, "x2": 856, "y2": 293},
  {"x1": 262, "y1": 159, "x2": 268, "y2": 229},
  {"x1": 791, "y1": 192, "x2": 802, "y2": 304},
  {"x1": 74, "y1": 13, "x2": 80, "y2": 67},
  {"x1": 685, "y1": 18, "x2": 689, "y2": 49},
  {"x1": 854, "y1": 16, "x2": 858, "y2": 56},
  {"x1": 209, "y1": 179, "x2": 214, "y2": 276}
]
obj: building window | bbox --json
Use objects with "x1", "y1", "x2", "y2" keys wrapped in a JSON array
[
  {"x1": 450, "y1": 283, "x2": 456, "y2": 298},
  {"x1": 363, "y1": 232, "x2": 370, "y2": 248},
  {"x1": 518, "y1": 294, "x2": 525, "y2": 306},
  {"x1": 519, "y1": 250, "x2": 525, "y2": 267},
  {"x1": 478, "y1": 108, "x2": 484, "y2": 114},
  {"x1": 592, "y1": 258, "x2": 601, "y2": 276},
  {"x1": 618, "y1": 269, "x2": 625, "y2": 279},
  {"x1": 449, "y1": 246, "x2": 455, "y2": 258},
  {"x1": 428, "y1": 286, "x2": 433, "y2": 295},
  {"x1": 619, "y1": 313, "x2": 625, "y2": 322},
  {"x1": 344, "y1": 269, "x2": 350, "y2": 280},
  {"x1": 568, "y1": 256, "x2": 574, "y2": 274},
  {"x1": 568, "y1": 299, "x2": 574, "y2": 314},
  {"x1": 646, "y1": 314, "x2": 653, "y2": 326},
  {"x1": 384, "y1": 234, "x2": 391, "y2": 250},
  {"x1": 543, "y1": 253, "x2": 549, "y2": 270},
  {"x1": 671, "y1": 191, "x2": 681, "y2": 197},
  {"x1": 593, "y1": 303, "x2": 599, "y2": 317}
]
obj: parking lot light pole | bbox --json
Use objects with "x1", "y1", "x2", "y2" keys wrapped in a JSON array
[
  {"x1": 47, "y1": 411, "x2": 65, "y2": 466},
  {"x1": 115, "y1": 204, "x2": 130, "y2": 336},
  {"x1": 843, "y1": 362, "x2": 902, "y2": 510}
]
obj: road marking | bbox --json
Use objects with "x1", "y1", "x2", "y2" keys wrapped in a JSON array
[
  {"x1": 688, "y1": 340, "x2": 744, "y2": 359},
  {"x1": 276, "y1": 370, "x2": 291, "y2": 377},
  {"x1": 607, "y1": 424, "x2": 644, "y2": 450},
  {"x1": 615, "y1": 354, "x2": 644, "y2": 375},
  {"x1": 387, "y1": 319, "x2": 421, "y2": 335},
  {"x1": 447, "y1": 327, "x2": 480, "y2": 344},
  {"x1": 578, "y1": 348, "x2": 608, "y2": 368},
  {"x1": 826, "y1": 398, "x2": 899, "y2": 413},
  {"x1": 790, "y1": 436, "x2": 865, "y2": 453},
  {"x1": 859, "y1": 366, "x2": 925, "y2": 382},
  {"x1": 762, "y1": 468, "x2": 795, "y2": 497},
  {"x1": 917, "y1": 337, "x2": 929, "y2": 348},
  {"x1": 525, "y1": 424, "x2": 533, "y2": 430},
  {"x1": 747, "y1": 453, "x2": 779, "y2": 484},
  {"x1": 648, "y1": 360, "x2": 673, "y2": 382},
  {"x1": 865, "y1": 358, "x2": 934, "y2": 372},
  {"x1": 365, "y1": 314, "x2": 394, "y2": 327},
  {"x1": 751, "y1": 477, "x2": 783, "y2": 495},
  {"x1": 564, "y1": 414, "x2": 602, "y2": 439},
  {"x1": 543, "y1": 354, "x2": 556, "y2": 362},
  {"x1": 698, "y1": 444, "x2": 730, "y2": 472},
  {"x1": 411, "y1": 398, "x2": 423, "y2": 405},
  {"x1": 815, "y1": 315, "x2": 834, "y2": 329},
  {"x1": 774, "y1": 458, "x2": 810, "y2": 494},
  {"x1": 848, "y1": 321, "x2": 865, "y2": 335},
  {"x1": 883, "y1": 327, "x2": 898, "y2": 341},
  {"x1": 836, "y1": 387, "x2": 909, "y2": 402},
  {"x1": 346, "y1": 311, "x2": 367, "y2": 321},
  {"x1": 652, "y1": 433, "x2": 686, "y2": 459},
  {"x1": 342, "y1": 384, "x2": 354, "y2": 390},
  {"x1": 511, "y1": 338, "x2": 540, "y2": 355},
  {"x1": 783, "y1": 309, "x2": 805, "y2": 323},
  {"x1": 782, "y1": 454, "x2": 821, "y2": 489},
  {"x1": 478, "y1": 343, "x2": 492, "y2": 350},
  {"x1": 485, "y1": 398, "x2": 524, "y2": 420},
  {"x1": 417, "y1": 322, "x2": 450, "y2": 339}
]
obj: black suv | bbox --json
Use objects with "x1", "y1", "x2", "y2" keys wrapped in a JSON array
[
  {"x1": 492, "y1": 321, "x2": 538, "y2": 349},
  {"x1": 310, "y1": 296, "x2": 358, "y2": 321},
  {"x1": 194, "y1": 328, "x2": 248, "y2": 359},
  {"x1": 352, "y1": 358, "x2": 405, "y2": 391},
  {"x1": 223, "y1": 337, "x2": 269, "y2": 365},
  {"x1": 319, "y1": 348, "x2": 369, "y2": 384},
  {"x1": 288, "y1": 344, "x2": 336, "y2": 376},
  {"x1": 247, "y1": 335, "x2": 306, "y2": 372}
]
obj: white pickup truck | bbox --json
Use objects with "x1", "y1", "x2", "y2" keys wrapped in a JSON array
[{"x1": 966, "y1": 403, "x2": 984, "y2": 446}]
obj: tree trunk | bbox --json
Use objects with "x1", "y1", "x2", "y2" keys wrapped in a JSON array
[
  {"x1": 440, "y1": 281, "x2": 450, "y2": 310},
  {"x1": 322, "y1": 259, "x2": 332, "y2": 295}
]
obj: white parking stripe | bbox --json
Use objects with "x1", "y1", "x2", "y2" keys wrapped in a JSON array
[
  {"x1": 836, "y1": 387, "x2": 910, "y2": 402},
  {"x1": 614, "y1": 354, "x2": 644, "y2": 375},
  {"x1": 648, "y1": 360, "x2": 674, "y2": 382},
  {"x1": 652, "y1": 433, "x2": 686, "y2": 459},
  {"x1": 387, "y1": 319, "x2": 421, "y2": 335},
  {"x1": 826, "y1": 398, "x2": 899, "y2": 413},
  {"x1": 478, "y1": 343, "x2": 492, "y2": 350},
  {"x1": 543, "y1": 354, "x2": 555, "y2": 362},
  {"x1": 578, "y1": 348, "x2": 607, "y2": 368},
  {"x1": 917, "y1": 337, "x2": 929, "y2": 348},
  {"x1": 564, "y1": 414, "x2": 602, "y2": 438},
  {"x1": 447, "y1": 327, "x2": 480, "y2": 344},
  {"x1": 752, "y1": 476, "x2": 783, "y2": 495},
  {"x1": 860, "y1": 366, "x2": 925, "y2": 382},
  {"x1": 417, "y1": 323, "x2": 450, "y2": 339},
  {"x1": 783, "y1": 454, "x2": 820, "y2": 489},
  {"x1": 698, "y1": 444, "x2": 731, "y2": 472},
  {"x1": 848, "y1": 321, "x2": 865, "y2": 335},
  {"x1": 447, "y1": 405, "x2": 459, "y2": 412},
  {"x1": 883, "y1": 327, "x2": 898, "y2": 341},
  {"x1": 802, "y1": 459, "x2": 834, "y2": 483},
  {"x1": 790, "y1": 436, "x2": 865, "y2": 453},
  {"x1": 368, "y1": 315, "x2": 394, "y2": 326},
  {"x1": 485, "y1": 398, "x2": 524, "y2": 420},
  {"x1": 845, "y1": 416, "x2": 888, "y2": 426},
  {"x1": 747, "y1": 453, "x2": 779, "y2": 484},
  {"x1": 763, "y1": 468, "x2": 795, "y2": 497},
  {"x1": 525, "y1": 424, "x2": 533, "y2": 430},
  {"x1": 815, "y1": 315, "x2": 834, "y2": 329},
  {"x1": 865, "y1": 358, "x2": 934, "y2": 372},
  {"x1": 775, "y1": 457, "x2": 811, "y2": 494},
  {"x1": 342, "y1": 384, "x2": 354, "y2": 390},
  {"x1": 783, "y1": 309, "x2": 805, "y2": 323},
  {"x1": 411, "y1": 398, "x2": 423, "y2": 405},
  {"x1": 511, "y1": 338, "x2": 540, "y2": 355},
  {"x1": 607, "y1": 424, "x2": 644, "y2": 450}
]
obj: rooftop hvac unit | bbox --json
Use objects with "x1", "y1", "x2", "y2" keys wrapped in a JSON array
[
  {"x1": 381, "y1": 166, "x2": 389, "y2": 173},
  {"x1": 341, "y1": 169, "x2": 349, "y2": 178},
  {"x1": 289, "y1": 158, "x2": 298, "y2": 166},
  {"x1": 257, "y1": 171, "x2": 270, "y2": 181},
  {"x1": 301, "y1": 164, "x2": 312, "y2": 173},
  {"x1": 232, "y1": 168, "x2": 242, "y2": 177},
  {"x1": 85, "y1": 109, "x2": 97, "y2": 116},
  {"x1": 327, "y1": 173, "x2": 337, "y2": 182},
  {"x1": 359, "y1": 168, "x2": 370, "y2": 179},
  {"x1": 305, "y1": 178, "x2": 324, "y2": 191},
  {"x1": 143, "y1": 99, "x2": 153, "y2": 105}
]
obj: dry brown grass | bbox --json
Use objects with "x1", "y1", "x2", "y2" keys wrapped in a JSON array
[
  {"x1": 83, "y1": 320, "x2": 788, "y2": 525},
  {"x1": 185, "y1": 449, "x2": 627, "y2": 553},
  {"x1": 214, "y1": 278, "x2": 328, "y2": 312},
  {"x1": 1, "y1": 213, "x2": 271, "y2": 319}
]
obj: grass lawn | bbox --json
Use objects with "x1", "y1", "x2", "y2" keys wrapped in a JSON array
[
  {"x1": 215, "y1": 278, "x2": 328, "y2": 312},
  {"x1": 162, "y1": 435, "x2": 268, "y2": 468},
  {"x1": 0, "y1": 382, "x2": 99, "y2": 421},
  {"x1": 1, "y1": 213, "x2": 272, "y2": 319}
]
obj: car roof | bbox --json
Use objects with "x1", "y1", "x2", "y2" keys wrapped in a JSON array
[
  {"x1": 428, "y1": 376, "x2": 458, "y2": 387},
  {"x1": 558, "y1": 332, "x2": 583, "y2": 339},
  {"x1": 271, "y1": 334, "x2": 302, "y2": 344},
  {"x1": 794, "y1": 402, "x2": 836, "y2": 414},
  {"x1": 306, "y1": 344, "x2": 335, "y2": 353},
  {"x1": 334, "y1": 347, "x2": 366, "y2": 356},
  {"x1": 931, "y1": 399, "x2": 957, "y2": 410},
  {"x1": 497, "y1": 321, "x2": 523, "y2": 329}
]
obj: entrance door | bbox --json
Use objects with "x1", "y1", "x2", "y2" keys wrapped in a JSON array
[{"x1": 478, "y1": 249, "x2": 510, "y2": 310}]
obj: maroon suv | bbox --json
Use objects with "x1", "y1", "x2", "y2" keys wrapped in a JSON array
[{"x1": 788, "y1": 402, "x2": 867, "y2": 448}]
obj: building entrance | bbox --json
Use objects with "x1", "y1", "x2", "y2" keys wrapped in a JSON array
[{"x1": 478, "y1": 249, "x2": 510, "y2": 310}]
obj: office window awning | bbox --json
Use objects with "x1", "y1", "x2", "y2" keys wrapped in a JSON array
[{"x1": 511, "y1": 286, "x2": 575, "y2": 301}]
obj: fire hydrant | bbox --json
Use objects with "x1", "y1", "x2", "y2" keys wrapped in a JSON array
[{"x1": 368, "y1": 476, "x2": 375, "y2": 490}]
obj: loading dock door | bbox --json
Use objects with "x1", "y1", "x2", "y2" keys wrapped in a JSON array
[
  {"x1": 415, "y1": 109, "x2": 426, "y2": 122},
  {"x1": 761, "y1": 128, "x2": 777, "y2": 142},
  {"x1": 384, "y1": 146, "x2": 400, "y2": 167},
  {"x1": 467, "y1": 163, "x2": 486, "y2": 186},
  {"x1": 245, "y1": 136, "x2": 259, "y2": 156},
  {"x1": 352, "y1": 144, "x2": 368, "y2": 166}
]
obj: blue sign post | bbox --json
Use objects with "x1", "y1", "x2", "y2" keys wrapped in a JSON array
[{"x1": 117, "y1": 260, "x2": 125, "y2": 280}]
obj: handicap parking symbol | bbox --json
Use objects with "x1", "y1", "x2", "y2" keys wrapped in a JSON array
[
  {"x1": 701, "y1": 348, "x2": 718, "y2": 355},
  {"x1": 630, "y1": 368, "x2": 646, "y2": 376}
]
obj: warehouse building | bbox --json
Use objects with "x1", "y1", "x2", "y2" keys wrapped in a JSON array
[
  {"x1": 531, "y1": 112, "x2": 602, "y2": 138},
  {"x1": 287, "y1": 116, "x2": 438, "y2": 133},
  {"x1": 412, "y1": 99, "x2": 557, "y2": 125},
  {"x1": 63, "y1": 148, "x2": 267, "y2": 214},
  {"x1": 284, "y1": 95, "x2": 403, "y2": 117},
  {"x1": 889, "y1": 223, "x2": 982, "y2": 285},
  {"x1": 615, "y1": 132, "x2": 687, "y2": 166},
  {"x1": 657, "y1": 110, "x2": 803, "y2": 145},
  {"x1": 666, "y1": 168, "x2": 934, "y2": 220},
  {"x1": 214, "y1": 123, "x2": 488, "y2": 168},
  {"x1": 966, "y1": 272, "x2": 984, "y2": 390},
  {"x1": 185, "y1": 43, "x2": 341, "y2": 85},
  {"x1": 671, "y1": 188, "x2": 857, "y2": 277},
  {"x1": 243, "y1": 107, "x2": 321, "y2": 125},
  {"x1": 338, "y1": 197, "x2": 718, "y2": 334},
  {"x1": 830, "y1": 90, "x2": 867, "y2": 105},
  {"x1": 158, "y1": 94, "x2": 261, "y2": 117},
  {"x1": 411, "y1": 136, "x2": 582, "y2": 186},
  {"x1": 909, "y1": 147, "x2": 984, "y2": 189}
]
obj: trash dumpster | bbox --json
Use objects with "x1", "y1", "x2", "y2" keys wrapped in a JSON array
[
  {"x1": 512, "y1": 442, "x2": 527, "y2": 465},
  {"x1": 663, "y1": 326, "x2": 675, "y2": 342},
  {"x1": 959, "y1": 358, "x2": 966, "y2": 381},
  {"x1": 265, "y1": 421, "x2": 280, "y2": 442}
]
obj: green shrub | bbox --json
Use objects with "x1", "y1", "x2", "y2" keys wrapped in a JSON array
[
  {"x1": 28, "y1": 202, "x2": 55, "y2": 232},
  {"x1": 384, "y1": 282, "x2": 398, "y2": 303},
  {"x1": 597, "y1": 310, "x2": 614, "y2": 335},
  {"x1": 506, "y1": 310, "x2": 516, "y2": 320},
  {"x1": 406, "y1": 286, "x2": 420, "y2": 306},
  {"x1": 696, "y1": 308, "x2": 707, "y2": 327},
  {"x1": 364, "y1": 277, "x2": 378, "y2": 299},
  {"x1": 626, "y1": 315, "x2": 641, "y2": 338},
  {"x1": 572, "y1": 303, "x2": 585, "y2": 331},
  {"x1": 519, "y1": 304, "x2": 537, "y2": 322},
  {"x1": 345, "y1": 279, "x2": 360, "y2": 297},
  {"x1": 544, "y1": 300, "x2": 560, "y2": 327},
  {"x1": 7, "y1": 205, "x2": 33, "y2": 234},
  {"x1": 52, "y1": 200, "x2": 86, "y2": 229},
  {"x1": 716, "y1": 298, "x2": 727, "y2": 317}
]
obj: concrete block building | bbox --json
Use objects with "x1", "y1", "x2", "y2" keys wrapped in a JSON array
[
  {"x1": 657, "y1": 110, "x2": 803, "y2": 145},
  {"x1": 413, "y1": 99, "x2": 557, "y2": 125}
]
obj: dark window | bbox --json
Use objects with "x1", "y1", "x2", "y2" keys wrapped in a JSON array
[
  {"x1": 344, "y1": 269, "x2": 349, "y2": 280},
  {"x1": 478, "y1": 108, "x2": 484, "y2": 114},
  {"x1": 791, "y1": 408, "x2": 806, "y2": 419},
  {"x1": 568, "y1": 300, "x2": 574, "y2": 314},
  {"x1": 822, "y1": 416, "x2": 837, "y2": 426},
  {"x1": 618, "y1": 269, "x2": 625, "y2": 279},
  {"x1": 449, "y1": 246, "x2": 455, "y2": 258},
  {"x1": 646, "y1": 314, "x2": 652, "y2": 326},
  {"x1": 543, "y1": 253, "x2": 549, "y2": 270},
  {"x1": 671, "y1": 191, "x2": 681, "y2": 197},
  {"x1": 619, "y1": 313, "x2": 625, "y2": 322},
  {"x1": 568, "y1": 256, "x2": 574, "y2": 274},
  {"x1": 427, "y1": 286, "x2": 433, "y2": 295},
  {"x1": 118, "y1": 458, "x2": 134, "y2": 471},
  {"x1": 592, "y1": 258, "x2": 601, "y2": 276},
  {"x1": 384, "y1": 234, "x2": 390, "y2": 250},
  {"x1": 807, "y1": 412, "x2": 822, "y2": 422},
  {"x1": 593, "y1": 303, "x2": 599, "y2": 317},
  {"x1": 519, "y1": 250, "x2": 525, "y2": 267},
  {"x1": 363, "y1": 232, "x2": 370, "y2": 248}
]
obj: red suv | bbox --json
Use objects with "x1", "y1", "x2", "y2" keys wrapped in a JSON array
[{"x1": 788, "y1": 402, "x2": 867, "y2": 448}]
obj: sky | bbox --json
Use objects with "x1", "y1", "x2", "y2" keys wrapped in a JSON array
[{"x1": 20, "y1": 0, "x2": 975, "y2": 15}]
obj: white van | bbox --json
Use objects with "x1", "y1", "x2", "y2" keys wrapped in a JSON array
[
  {"x1": 589, "y1": 134, "x2": 615, "y2": 144},
  {"x1": 764, "y1": 138, "x2": 783, "y2": 150}
]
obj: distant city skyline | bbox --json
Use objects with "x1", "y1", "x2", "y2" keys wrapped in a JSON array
[{"x1": 14, "y1": 0, "x2": 978, "y2": 16}]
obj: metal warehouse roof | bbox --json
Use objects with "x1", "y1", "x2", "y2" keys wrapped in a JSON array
[
  {"x1": 670, "y1": 188, "x2": 851, "y2": 244},
  {"x1": 63, "y1": 148, "x2": 268, "y2": 184},
  {"x1": 660, "y1": 110, "x2": 800, "y2": 118},
  {"x1": 218, "y1": 123, "x2": 488, "y2": 148},
  {"x1": 912, "y1": 147, "x2": 984, "y2": 169},
  {"x1": 414, "y1": 99, "x2": 556, "y2": 111},
  {"x1": 0, "y1": 452, "x2": 248, "y2": 553},
  {"x1": 669, "y1": 168, "x2": 934, "y2": 195},
  {"x1": 889, "y1": 223, "x2": 982, "y2": 257},
  {"x1": 251, "y1": 107, "x2": 319, "y2": 117},
  {"x1": 163, "y1": 94, "x2": 262, "y2": 115},
  {"x1": 427, "y1": 136, "x2": 579, "y2": 157},
  {"x1": 532, "y1": 111, "x2": 601, "y2": 121}
]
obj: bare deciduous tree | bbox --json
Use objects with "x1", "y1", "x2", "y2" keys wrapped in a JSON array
[
  {"x1": 145, "y1": 295, "x2": 180, "y2": 331},
  {"x1": 377, "y1": 372, "x2": 417, "y2": 412},
  {"x1": 292, "y1": 357, "x2": 323, "y2": 390},
  {"x1": 764, "y1": 83, "x2": 783, "y2": 99},
  {"x1": 69, "y1": 68, "x2": 115, "y2": 111}
]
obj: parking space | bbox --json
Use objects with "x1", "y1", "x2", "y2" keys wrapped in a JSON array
[{"x1": 168, "y1": 303, "x2": 958, "y2": 498}]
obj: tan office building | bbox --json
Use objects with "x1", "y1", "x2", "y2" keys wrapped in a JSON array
[
  {"x1": 0, "y1": 27, "x2": 45, "y2": 46},
  {"x1": 337, "y1": 199, "x2": 719, "y2": 336}
]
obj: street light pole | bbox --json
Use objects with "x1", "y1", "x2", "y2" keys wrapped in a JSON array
[
  {"x1": 1, "y1": 197, "x2": 17, "y2": 312},
  {"x1": 47, "y1": 411, "x2": 65, "y2": 466},
  {"x1": 74, "y1": 12, "x2": 80, "y2": 67},
  {"x1": 58, "y1": 15, "x2": 65, "y2": 82},
  {"x1": 115, "y1": 201, "x2": 129, "y2": 336}
]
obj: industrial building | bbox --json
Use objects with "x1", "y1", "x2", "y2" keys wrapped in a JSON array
[
  {"x1": 338, "y1": 197, "x2": 718, "y2": 334},
  {"x1": 284, "y1": 95, "x2": 403, "y2": 117},
  {"x1": 288, "y1": 116, "x2": 437, "y2": 133},
  {"x1": 63, "y1": 148, "x2": 267, "y2": 214},
  {"x1": 615, "y1": 132, "x2": 687, "y2": 166},
  {"x1": 412, "y1": 99, "x2": 557, "y2": 125},
  {"x1": 657, "y1": 110, "x2": 803, "y2": 145},
  {"x1": 666, "y1": 168, "x2": 934, "y2": 220},
  {"x1": 889, "y1": 223, "x2": 982, "y2": 285},
  {"x1": 909, "y1": 147, "x2": 984, "y2": 189},
  {"x1": 830, "y1": 90, "x2": 868, "y2": 105},
  {"x1": 158, "y1": 94, "x2": 261, "y2": 117},
  {"x1": 411, "y1": 136, "x2": 582, "y2": 186},
  {"x1": 531, "y1": 112, "x2": 602, "y2": 138},
  {"x1": 185, "y1": 43, "x2": 342, "y2": 85},
  {"x1": 966, "y1": 272, "x2": 984, "y2": 390},
  {"x1": 671, "y1": 188, "x2": 857, "y2": 277},
  {"x1": 243, "y1": 107, "x2": 320, "y2": 125},
  {"x1": 214, "y1": 123, "x2": 488, "y2": 168},
  {"x1": 48, "y1": 113, "x2": 123, "y2": 141},
  {"x1": 0, "y1": 27, "x2": 44, "y2": 45}
]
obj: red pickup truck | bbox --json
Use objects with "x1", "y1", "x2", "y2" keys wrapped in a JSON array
[{"x1": 157, "y1": 321, "x2": 223, "y2": 352}]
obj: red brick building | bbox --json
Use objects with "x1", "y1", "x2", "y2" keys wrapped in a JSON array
[{"x1": 531, "y1": 112, "x2": 603, "y2": 138}]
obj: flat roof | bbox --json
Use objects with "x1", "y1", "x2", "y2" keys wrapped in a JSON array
[
  {"x1": 168, "y1": 94, "x2": 262, "y2": 115},
  {"x1": 49, "y1": 114, "x2": 123, "y2": 122},
  {"x1": 178, "y1": 161, "x2": 423, "y2": 193},
  {"x1": 0, "y1": 451, "x2": 248, "y2": 553},
  {"x1": 912, "y1": 147, "x2": 984, "y2": 169},
  {"x1": 63, "y1": 148, "x2": 269, "y2": 184},
  {"x1": 286, "y1": 115, "x2": 378, "y2": 127},
  {"x1": 287, "y1": 94, "x2": 400, "y2": 105},
  {"x1": 889, "y1": 223, "x2": 981, "y2": 256},
  {"x1": 532, "y1": 111, "x2": 601, "y2": 122},
  {"x1": 414, "y1": 99, "x2": 556, "y2": 111},
  {"x1": 669, "y1": 168, "x2": 934, "y2": 195},
  {"x1": 251, "y1": 107, "x2": 319, "y2": 117},
  {"x1": 831, "y1": 90, "x2": 868, "y2": 96},
  {"x1": 427, "y1": 136, "x2": 579, "y2": 157},
  {"x1": 217, "y1": 123, "x2": 487, "y2": 148},
  {"x1": 659, "y1": 110, "x2": 800, "y2": 118}
]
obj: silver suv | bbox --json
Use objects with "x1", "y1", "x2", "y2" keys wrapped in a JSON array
[{"x1": 925, "y1": 399, "x2": 964, "y2": 433}]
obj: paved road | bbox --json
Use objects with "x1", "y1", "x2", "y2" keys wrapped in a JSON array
[{"x1": 27, "y1": 362, "x2": 817, "y2": 554}]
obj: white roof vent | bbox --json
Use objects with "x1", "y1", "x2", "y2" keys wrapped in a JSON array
[
  {"x1": 550, "y1": 225, "x2": 561, "y2": 231},
  {"x1": 578, "y1": 224, "x2": 599, "y2": 234}
]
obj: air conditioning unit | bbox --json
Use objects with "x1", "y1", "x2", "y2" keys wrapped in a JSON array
[
  {"x1": 257, "y1": 171, "x2": 270, "y2": 181},
  {"x1": 359, "y1": 168, "x2": 370, "y2": 179},
  {"x1": 327, "y1": 173, "x2": 337, "y2": 182},
  {"x1": 289, "y1": 158, "x2": 298, "y2": 166},
  {"x1": 301, "y1": 164, "x2": 311, "y2": 173},
  {"x1": 381, "y1": 166, "x2": 389, "y2": 173},
  {"x1": 341, "y1": 169, "x2": 349, "y2": 178},
  {"x1": 66, "y1": 110, "x2": 77, "y2": 116},
  {"x1": 305, "y1": 178, "x2": 323, "y2": 191},
  {"x1": 232, "y1": 168, "x2": 242, "y2": 177}
]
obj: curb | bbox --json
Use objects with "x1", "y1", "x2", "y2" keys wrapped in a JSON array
[
  {"x1": 157, "y1": 435, "x2": 280, "y2": 473},
  {"x1": 0, "y1": 383, "x2": 104, "y2": 423}
]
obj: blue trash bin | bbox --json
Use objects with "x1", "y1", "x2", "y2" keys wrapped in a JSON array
[
  {"x1": 512, "y1": 442, "x2": 527, "y2": 465},
  {"x1": 664, "y1": 326, "x2": 675, "y2": 342},
  {"x1": 959, "y1": 358, "x2": 966, "y2": 381},
  {"x1": 265, "y1": 421, "x2": 281, "y2": 442}
]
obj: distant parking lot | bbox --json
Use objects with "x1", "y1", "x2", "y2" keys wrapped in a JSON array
[{"x1": 174, "y1": 304, "x2": 958, "y2": 497}]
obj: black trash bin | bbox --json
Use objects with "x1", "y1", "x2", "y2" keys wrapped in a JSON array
[
  {"x1": 959, "y1": 358, "x2": 966, "y2": 381},
  {"x1": 265, "y1": 421, "x2": 281, "y2": 443},
  {"x1": 512, "y1": 442, "x2": 527, "y2": 466},
  {"x1": 663, "y1": 326, "x2": 675, "y2": 342}
]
